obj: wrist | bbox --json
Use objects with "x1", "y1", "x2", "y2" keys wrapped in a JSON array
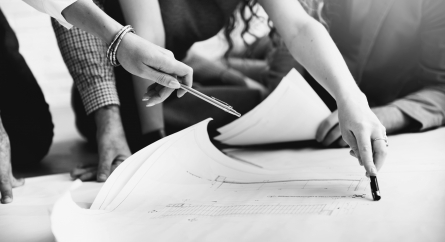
[
  {"x1": 94, "y1": 105, "x2": 125, "y2": 136},
  {"x1": 62, "y1": 0, "x2": 122, "y2": 44},
  {"x1": 336, "y1": 91, "x2": 368, "y2": 109}
]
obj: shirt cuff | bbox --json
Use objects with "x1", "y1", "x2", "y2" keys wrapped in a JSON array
[
  {"x1": 77, "y1": 80, "x2": 121, "y2": 115},
  {"x1": 391, "y1": 99, "x2": 444, "y2": 131},
  {"x1": 23, "y1": 0, "x2": 78, "y2": 29},
  {"x1": 44, "y1": 0, "x2": 78, "y2": 29}
]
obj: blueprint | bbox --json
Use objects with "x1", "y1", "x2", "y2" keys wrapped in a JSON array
[
  {"x1": 214, "y1": 69, "x2": 331, "y2": 145},
  {"x1": 50, "y1": 120, "x2": 445, "y2": 242}
]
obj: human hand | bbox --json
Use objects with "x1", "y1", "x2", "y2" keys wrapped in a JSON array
[
  {"x1": 336, "y1": 94, "x2": 388, "y2": 176},
  {"x1": 0, "y1": 120, "x2": 24, "y2": 204},
  {"x1": 244, "y1": 77, "x2": 269, "y2": 99},
  {"x1": 71, "y1": 106, "x2": 131, "y2": 181},
  {"x1": 316, "y1": 110, "x2": 348, "y2": 147},
  {"x1": 117, "y1": 34, "x2": 193, "y2": 107}
]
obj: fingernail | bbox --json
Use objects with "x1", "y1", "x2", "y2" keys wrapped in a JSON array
[
  {"x1": 1, "y1": 196, "x2": 12, "y2": 204},
  {"x1": 146, "y1": 103, "x2": 155, "y2": 107},
  {"x1": 97, "y1": 174, "x2": 108, "y2": 182},
  {"x1": 142, "y1": 97, "x2": 149, "y2": 101},
  {"x1": 371, "y1": 167, "x2": 378, "y2": 175},
  {"x1": 168, "y1": 80, "x2": 180, "y2": 88}
]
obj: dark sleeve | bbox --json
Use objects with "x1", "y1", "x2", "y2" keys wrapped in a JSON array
[
  {"x1": 50, "y1": 0, "x2": 120, "y2": 115},
  {"x1": 391, "y1": 0, "x2": 445, "y2": 130}
]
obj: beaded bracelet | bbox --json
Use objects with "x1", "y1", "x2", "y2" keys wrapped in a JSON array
[{"x1": 106, "y1": 25, "x2": 135, "y2": 67}]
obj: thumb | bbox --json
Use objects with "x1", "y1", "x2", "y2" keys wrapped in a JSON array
[{"x1": 152, "y1": 71, "x2": 180, "y2": 89}]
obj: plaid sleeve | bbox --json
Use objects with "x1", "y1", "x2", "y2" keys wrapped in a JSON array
[{"x1": 50, "y1": 0, "x2": 120, "y2": 115}]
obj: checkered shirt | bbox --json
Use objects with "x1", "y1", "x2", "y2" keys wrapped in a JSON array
[{"x1": 51, "y1": 0, "x2": 119, "y2": 115}]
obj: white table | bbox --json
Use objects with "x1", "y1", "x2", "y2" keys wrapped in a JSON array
[{"x1": 1, "y1": 127, "x2": 445, "y2": 242}]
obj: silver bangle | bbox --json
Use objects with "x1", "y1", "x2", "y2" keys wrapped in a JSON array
[{"x1": 107, "y1": 25, "x2": 135, "y2": 67}]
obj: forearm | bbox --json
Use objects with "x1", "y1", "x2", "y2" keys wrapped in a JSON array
[
  {"x1": 372, "y1": 106, "x2": 414, "y2": 134},
  {"x1": 283, "y1": 20, "x2": 361, "y2": 102},
  {"x1": 259, "y1": 0, "x2": 362, "y2": 103},
  {"x1": 183, "y1": 52, "x2": 246, "y2": 85},
  {"x1": 94, "y1": 105, "x2": 126, "y2": 138},
  {"x1": 391, "y1": 86, "x2": 445, "y2": 131},
  {"x1": 62, "y1": 0, "x2": 122, "y2": 44},
  {"x1": 51, "y1": 15, "x2": 120, "y2": 115}
]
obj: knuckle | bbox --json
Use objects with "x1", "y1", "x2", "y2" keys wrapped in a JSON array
[
  {"x1": 187, "y1": 66, "x2": 193, "y2": 75},
  {"x1": 374, "y1": 148, "x2": 388, "y2": 156},
  {"x1": 165, "y1": 50, "x2": 174, "y2": 58},
  {"x1": 360, "y1": 145, "x2": 371, "y2": 152},
  {"x1": 0, "y1": 177, "x2": 10, "y2": 185},
  {"x1": 326, "y1": 117, "x2": 337, "y2": 128},
  {"x1": 156, "y1": 74, "x2": 170, "y2": 86}
]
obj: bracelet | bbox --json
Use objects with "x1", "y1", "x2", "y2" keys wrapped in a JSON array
[{"x1": 107, "y1": 25, "x2": 135, "y2": 67}]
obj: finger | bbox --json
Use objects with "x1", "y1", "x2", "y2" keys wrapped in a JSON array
[
  {"x1": 11, "y1": 177, "x2": 25, "y2": 188},
  {"x1": 79, "y1": 170, "x2": 97, "y2": 181},
  {"x1": 111, "y1": 162, "x2": 123, "y2": 173},
  {"x1": 145, "y1": 86, "x2": 175, "y2": 107},
  {"x1": 144, "y1": 52, "x2": 193, "y2": 84},
  {"x1": 316, "y1": 111, "x2": 339, "y2": 143},
  {"x1": 158, "y1": 48, "x2": 175, "y2": 58},
  {"x1": 349, "y1": 150, "x2": 361, "y2": 166},
  {"x1": 337, "y1": 138, "x2": 348, "y2": 147},
  {"x1": 111, "y1": 155, "x2": 128, "y2": 172},
  {"x1": 343, "y1": 131, "x2": 362, "y2": 166},
  {"x1": 176, "y1": 76, "x2": 188, "y2": 98},
  {"x1": 142, "y1": 64, "x2": 181, "y2": 88},
  {"x1": 322, "y1": 124, "x2": 341, "y2": 147},
  {"x1": 349, "y1": 150, "x2": 355, "y2": 156},
  {"x1": 113, "y1": 154, "x2": 129, "y2": 163},
  {"x1": 142, "y1": 83, "x2": 160, "y2": 102},
  {"x1": 0, "y1": 176, "x2": 12, "y2": 204},
  {"x1": 372, "y1": 138, "x2": 388, "y2": 171},
  {"x1": 356, "y1": 131, "x2": 377, "y2": 176},
  {"x1": 97, "y1": 153, "x2": 113, "y2": 182},
  {"x1": 0, "y1": 156, "x2": 13, "y2": 203},
  {"x1": 70, "y1": 166, "x2": 97, "y2": 179}
]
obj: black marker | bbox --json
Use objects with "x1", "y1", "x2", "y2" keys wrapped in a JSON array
[{"x1": 370, "y1": 176, "x2": 381, "y2": 201}]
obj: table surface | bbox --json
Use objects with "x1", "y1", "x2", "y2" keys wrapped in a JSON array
[{"x1": 1, "y1": 127, "x2": 445, "y2": 242}]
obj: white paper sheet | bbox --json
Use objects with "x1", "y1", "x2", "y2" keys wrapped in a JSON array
[
  {"x1": 51, "y1": 120, "x2": 445, "y2": 242},
  {"x1": 214, "y1": 69, "x2": 331, "y2": 145},
  {"x1": 0, "y1": 174, "x2": 102, "y2": 242}
]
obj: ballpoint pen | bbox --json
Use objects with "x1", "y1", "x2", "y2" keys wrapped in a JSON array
[{"x1": 180, "y1": 84, "x2": 241, "y2": 117}]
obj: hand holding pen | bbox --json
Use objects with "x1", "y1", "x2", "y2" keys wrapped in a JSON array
[{"x1": 143, "y1": 74, "x2": 241, "y2": 117}]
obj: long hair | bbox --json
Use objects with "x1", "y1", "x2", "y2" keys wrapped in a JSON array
[{"x1": 223, "y1": 0, "x2": 326, "y2": 58}]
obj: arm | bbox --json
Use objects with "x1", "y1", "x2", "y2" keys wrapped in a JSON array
[
  {"x1": 51, "y1": 3, "x2": 131, "y2": 182},
  {"x1": 0, "y1": 115, "x2": 24, "y2": 204},
  {"x1": 390, "y1": 87, "x2": 445, "y2": 131},
  {"x1": 259, "y1": 0, "x2": 387, "y2": 176},
  {"x1": 183, "y1": 51, "x2": 247, "y2": 87},
  {"x1": 23, "y1": 0, "x2": 193, "y2": 102}
]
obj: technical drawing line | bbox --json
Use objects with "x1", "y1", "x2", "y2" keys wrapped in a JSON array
[
  {"x1": 154, "y1": 204, "x2": 327, "y2": 217},
  {"x1": 222, "y1": 179, "x2": 360, "y2": 185}
]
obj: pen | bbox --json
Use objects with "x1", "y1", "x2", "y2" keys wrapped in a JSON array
[
  {"x1": 180, "y1": 84, "x2": 241, "y2": 117},
  {"x1": 370, "y1": 176, "x2": 381, "y2": 201}
]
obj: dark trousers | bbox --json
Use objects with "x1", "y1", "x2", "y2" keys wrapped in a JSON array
[{"x1": 0, "y1": 9, "x2": 53, "y2": 170}]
